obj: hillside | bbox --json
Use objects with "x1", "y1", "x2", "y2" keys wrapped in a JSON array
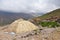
[
  {"x1": 30, "y1": 9, "x2": 60, "y2": 24},
  {"x1": 0, "y1": 11, "x2": 34, "y2": 26},
  {"x1": 38, "y1": 9, "x2": 60, "y2": 20}
]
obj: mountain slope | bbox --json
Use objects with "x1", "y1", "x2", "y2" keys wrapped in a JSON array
[
  {"x1": 30, "y1": 9, "x2": 60, "y2": 24},
  {"x1": 0, "y1": 11, "x2": 34, "y2": 26},
  {"x1": 38, "y1": 9, "x2": 60, "y2": 20}
]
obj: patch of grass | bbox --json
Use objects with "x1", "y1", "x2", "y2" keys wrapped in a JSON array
[{"x1": 39, "y1": 21, "x2": 60, "y2": 28}]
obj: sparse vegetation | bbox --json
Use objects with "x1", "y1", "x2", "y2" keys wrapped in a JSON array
[
  {"x1": 37, "y1": 9, "x2": 60, "y2": 20},
  {"x1": 31, "y1": 9, "x2": 60, "y2": 25},
  {"x1": 39, "y1": 21, "x2": 60, "y2": 28}
]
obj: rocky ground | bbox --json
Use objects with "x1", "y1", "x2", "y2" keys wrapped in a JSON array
[
  {"x1": 0, "y1": 27, "x2": 60, "y2": 40},
  {"x1": 0, "y1": 19, "x2": 60, "y2": 40}
]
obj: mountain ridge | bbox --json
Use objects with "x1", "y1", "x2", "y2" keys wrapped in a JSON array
[{"x1": 0, "y1": 11, "x2": 34, "y2": 26}]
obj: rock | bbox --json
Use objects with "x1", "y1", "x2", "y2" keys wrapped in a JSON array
[
  {"x1": 40, "y1": 28, "x2": 60, "y2": 40},
  {"x1": 0, "y1": 32, "x2": 14, "y2": 40},
  {"x1": 41, "y1": 28, "x2": 56, "y2": 34},
  {"x1": 56, "y1": 27, "x2": 60, "y2": 32},
  {"x1": 0, "y1": 19, "x2": 60, "y2": 40},
  {"x1": 16, "y1": 21, "x2": 39, "y2": 34},
  {"x1": 10, "y1": 19, "x2": 39, "y2": 34},
  {"x1": 15, "y1": 33, "x2": 41, "y2": 40},
  {"x1": 52, "y1": 31, "x2": 60, "y2": 40}
]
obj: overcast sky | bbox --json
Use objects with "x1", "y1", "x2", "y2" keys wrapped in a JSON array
[{"x1": 0, "y1": 0, "x2": 60, "y2": 13}]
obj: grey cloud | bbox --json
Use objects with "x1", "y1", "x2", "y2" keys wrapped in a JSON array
[{"x1": 0, "y1": 0, "x2": 60, "y2": 13}]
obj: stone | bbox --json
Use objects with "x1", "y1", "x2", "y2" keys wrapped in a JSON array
[{"x1": 10, "y1": 19, "x2": 39, "y2": 34}]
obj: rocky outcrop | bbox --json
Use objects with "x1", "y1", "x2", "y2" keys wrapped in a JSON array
[
  {"x1": 0, "y1": 19, "x2": 60, "y2": 40},
  {"x1": 0, "y1": 27, "x2": 60, "y2": 40},
  {"x1": 9, "y1": 19, "x2": 39, "y2": 34}
]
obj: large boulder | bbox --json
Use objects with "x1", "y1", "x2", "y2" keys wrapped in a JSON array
[{"x1": 10, "y1": 19, "x2": 39, "y2": 34}]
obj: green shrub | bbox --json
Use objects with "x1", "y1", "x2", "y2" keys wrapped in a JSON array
[{"x1": 39, "y1": 21, "x2": 60, "y2": 28}]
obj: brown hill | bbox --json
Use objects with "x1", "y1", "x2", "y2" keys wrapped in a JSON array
[{"x1": 30, "y1": 9, "x2": 60, "y2": 24}]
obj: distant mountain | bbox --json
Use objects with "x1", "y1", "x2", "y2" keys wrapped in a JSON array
[
  {"x1": 30, "y1": 9, "x2": 60, "y2": 24},
  {"x1": 0, "y1": 11, "x2": 34, "y2": 26},
  {"x1": 30, "y1": 13, "x2": 44, "y2": 17}
]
